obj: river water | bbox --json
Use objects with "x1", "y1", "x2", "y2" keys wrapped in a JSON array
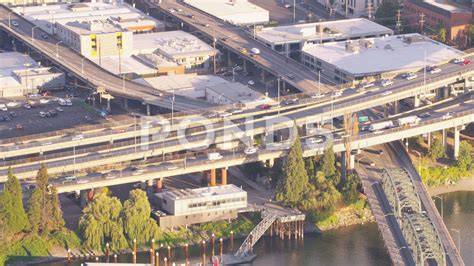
[{"x1": 41, "y1": 191, "x2": 473, "y2": 266}]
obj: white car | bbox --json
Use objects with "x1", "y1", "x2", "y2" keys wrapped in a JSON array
[
  {"x1": 66, "y1": 99, "x2": 72, "y2": 106},
  {"x1": 442, "y1": 112, "x2": 454, "y2": 120},
  {"x1": 311, "y1": 93, "x2": 324, "y2": 99},
  {"x1": 247, "y1": 80, "x2": 255, "y2": 85},
  {"x1": 452, "y1": 58, "x2": 464, "y2": 64},
  {"x1": 39, "y1": 99, "x2": 49, "y2": 104},
  {"x1": 6, "y1": 102, "x2": 20, "y2": 108},
  {"x1": 405, "y1": 73, "x2": 418, "y2": 80},
  {"x1": 0, "y1": 104, "x2": 7, "y2": 111},
  {"x1": 39, "y1": 111, "x2": 47, "y2": 118},
  {"x1": 131, "y1": 168, "x2": 146, "y2": 176},
  {"x1": 219, "y1": 112, "x2": 232, "y2": 118},
  {"x1": 333, "y1": 91, "x2": 343, "y2": 97},
  {"x1": 381, "y1": 90, "x2": 393, "y2": 96},
  {"x1": 244, "y1": 146, "x2": 258, "y2": 155},
  {"x1": 380, "y1": 79, "x2": 393, "y2": 87},
  {"x1": 429, "y1": 67, "x2": 441, "y2": 74},
  {"x1": 308, "y1": 137, "x2": 324, "y2": 144},
  {"x1": 72, "y1": 134, "x2": 84, "y2": 141},
  {"x1": 77, "y1": 178, "x2": 90, "y2": 184}
]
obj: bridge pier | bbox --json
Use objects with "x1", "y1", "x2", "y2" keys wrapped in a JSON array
[
  {"x1": 124, "y1": 98, "x2": 128, "y2": 109},
  {"x1": 349, "y1": 154, "x2": 355, "y2": 170},
  {"x1": 106, "y1": 98, "x2": 111, "y2": 112},
  {"x1": 266, "y1": 158, "x2": 274, "y2": 168},
  {"x1": 210, "y1": 168, "x2": 216, "y2": 187},
  {"x1": 453, "y1": 125, "x2": 464, "y2": 159},
  {"x1": 221, "y1": 167, "x2": 228, "y2": 185},
  {"x1": 243, "y1": 60, "x2": 247, "y2": 72},
  {"x1": 413, "y1": 95, "x2": 420, "y2": 108},
  {"x1": 146, "y1": 104, "x2": 151, "y2": 116},
  {"x1": 155, "y1": 178, "x2": 163, "y2": 192},
  {"x1": 260, "y1": 69, "x2": 266, "y2": 83},
  {"x1": 383, "y1": 104, "x2": 390, "y2": 118},
  {"x1": 394, "y1": 100, "x2": 400, "y2": 114},
  {"x1": 426, "y1": 132, "x2": 431, "y2": 147},
  {"x1": 442, "y1": 129, "x2": 448, "y2": 153},
  {"x1": 80, "y1": 189, "x2": 94, "y2": 208}
]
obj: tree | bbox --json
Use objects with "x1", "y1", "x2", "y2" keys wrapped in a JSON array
[
  {"x1": 305, "y1": 157, "x2": 315, "y2": 180},
  {"x1": 436, "y1": 24, "x2": 446, "y2": 43},
  {"x1": 276, "y1": 132, "x2": 309, "y2": 207},
  {"x1": 321, "y1": 143, "x2": 340, "y2": 186},
  {"x1": 456, "y1": 141, "x2": 473, "y2": 171},
  {"x1": 430, "y1": 138, "x2": 446, "y2": 160},
  {"x1": 122, "y1": 189, "x2": 161, "y2": 246},
  {"x1": 79, "y1": 191, "x2": 127, "y2": 251},
  {"x1": 341, "y1": 174, "x2": 361, "y2": 204},
  {"x1": 302, "y1": 171, "x2": 341, "y2": 212},
  {"x1": 343, "y1": 113, "x2": 358, "y2": 176},
  {"x1": 374, "y1": 0, "x2": 400, "y2": 27},
  {"x1": 1, "y1": 168, "x2": 29, "y2": 234},
  {"x1": 27, "y1": 164, "x2": 64, "y2": 235},
  {"x1": 468, "y1": 24, "x2": 474, "y2": 45}
]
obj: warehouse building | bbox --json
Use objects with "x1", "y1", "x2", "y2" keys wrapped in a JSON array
[
  {"x1": 153, "y1": 184, "x2": 247, "y2": 228},
  {"x1": 0, "y1": 52, "x2": 65, "y2": 98},
  {"x1": 256, "y1": 18, "x2": 393, "y2": 58},
  {"x1": 301, "y1": 33, "x2": 464, "y2": 83},
  {"x1": 183, "y1": 0, "x2": 269, "y2": 25}
]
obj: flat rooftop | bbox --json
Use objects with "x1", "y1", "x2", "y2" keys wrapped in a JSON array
[
  {"x1": 0, "y1": 52, "x2": 39, "y2": 77},
  {"x1": 157, "y1": 184, "x2": 245, "y2": 201},
  {"x1": 135, "y1": 74, "x2": 228, "y2": 92},
  {"x1": 302, "y1": 33, "x2": 465, "y2": 76},
  {"x1": 133, "y1": 31, "x2": 215, "y2": 58},
  {"x1": 90, "y1": 56, "x2": 157, "y2": 76},
  {"x1": 257, "y1": 18, "x2": 393, "y2": 44},
  {"x1": 183, "y1": 0, "x2": 269, "y2": 24},
  {"x1": 412, "y1": 0, "x2": 472, "y2": 13},
  {"x1": 14, "y1": 2, "x2": 162, "y2": 35}
]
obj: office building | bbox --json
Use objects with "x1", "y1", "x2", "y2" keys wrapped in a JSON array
[
  {"x1": 133, "y1": 31, "x2": 217, "y2": 69},
  {"x1": 403, "y1": 0, "x2": 472, "y2": 47},
  {"x1": 256, "y1": 18, "x2": 393, "y2": 58},
  {"x1": 301, "y1": 33, "x2": 464, "y2": 83},
  {"x1": 153, "y1": 184, "x2": 247, "y2": 228},
  {"x1": 183, "y1": 0, "x2": 269, "y2": 25},
  {"x1": 315, "y1": 0, "x2": 381, "y2": 18}
]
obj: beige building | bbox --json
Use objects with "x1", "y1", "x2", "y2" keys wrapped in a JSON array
[{"x1": 0, "y1": 0, "x2": 77, "y2": 6}]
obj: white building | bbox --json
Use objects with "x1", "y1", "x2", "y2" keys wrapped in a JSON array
[
  {"x1": 0, "y1": 0, "x2": 78, "y2": 6},
  {"x1": 154, "y1": 184, "x2": 247, "y2": 228},
  {"x1": 301, "y1": 33, "x2": 465, "y2": 83},
  {"x1": 133, "y1": 31, "x2": 217, "y2": 69},
  {"x1": 316, "y1": 0, "x2": 381, "y2": 18},
  {"x1": 0, "y1": 52, "x2": 65, "y2": 98},
  {"x1": 135, "y1": 74, "x2": 274, "y2": 108},
  {"x1": 14, "y1": 2, "x2": 164, "y2": 58},
  {"x1": 183, "y1": 0, "x2": 269, "y2": 25},
  {"x1": 256, "y1": 19, "x2": 393, "y2": 57}
]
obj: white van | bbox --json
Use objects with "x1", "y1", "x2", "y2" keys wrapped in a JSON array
[{"x1": 208, "y1": 152, "x2": 223, "y2": 160}]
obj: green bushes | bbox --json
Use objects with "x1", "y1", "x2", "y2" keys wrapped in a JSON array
[
  {"x1": 0, "y1": 235, "x2": 52, "y2": 265},
  {"x1": 420, "y1": 165, "x2": 471, "y2": 187}
]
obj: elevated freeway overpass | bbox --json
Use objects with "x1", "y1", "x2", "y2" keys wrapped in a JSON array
[
  {"x1": 0, "y1": 5, "x2": 212, "y2": 111},
  {"x1": 1, "y1": 58, "x2": 473, "y2": 160},
  {"x1": 3, "y1": 94, "x2": 473, "y2": 181}
]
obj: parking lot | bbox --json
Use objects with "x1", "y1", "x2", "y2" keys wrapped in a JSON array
[
  {"x1": 249, "y1": 0, "x2": 311, "y2": 24},
  {"x1": 0, "y1": 89, "x2": 105, "y2": 140}
]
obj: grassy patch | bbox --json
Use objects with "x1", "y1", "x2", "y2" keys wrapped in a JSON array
[
  {"x1": 420, "y1": 165, "x2": 472, "y2": 187},
  {"x1": 0, "y1": 235, "x2": 52, "y2": 265},
  {"x1": 47, "y1": 230, "x2": 81, "y2": 250}
]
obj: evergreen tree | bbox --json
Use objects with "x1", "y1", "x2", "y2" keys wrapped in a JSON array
[
  {"x1": 27, "y1": 165, "x2": 49, "y2": 234},
  {"x1": 436, "y1": 24, "x2": 446, "y2": 43},
  {"x1": 122, "y1": 189, "x2": 161, "y2": 246},
  {"x1": 321, "y1": 143, "x2": 340, "y2": 186},
  {"x1": 79, "y1": 191, "x2": 127, "y2": 251},
  {"x1": 456, "y1": 141, "x2": 473, "y2": 171},
  {"x1": 275, "y1": 133, "x2": 309, "y2": 207},
  {"x1": 342, "y1": 174, "x2": 361, "y2": 204},
  {"x1": 430, "y1": 138, "x2": 446, "y2": 160},
  {"x1": 311, "y1": 171, "x2": 341, "y2": 212},
  {"x1": 49, "y1": 187, "x2": 65, "y2": 232},
  {"x1": 1, "y1": 168, "x2": 29, "y2": 234},
  {"x1": 305, "y1": 157, "x2": 315, "y2": 181}
]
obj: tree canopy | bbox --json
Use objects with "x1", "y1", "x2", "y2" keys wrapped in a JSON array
[
  {"x1": 436, "y1": 24, "x2": 446, "y2": 43},
  {"x1": 321, "y1": 143, "x2": 340, "y2": 186},
  {"x1": 456, "y1": 141, "x2": 473, "y2": 171},
  {"x1": 1, "y1": 168, "x2": 29, "y2": 235},
  {"x1": 276, "y1": 132, "x2": 309, "y2": 207},
  {"x1": 430, "y1": 138, "x2": 446, "y2": 160},
  {"x1": 122, "y1": 189, "x2": 161, "y2": 246},
  {"x1": 374, "y1": 0, "x2": 400, "y2": 27}
]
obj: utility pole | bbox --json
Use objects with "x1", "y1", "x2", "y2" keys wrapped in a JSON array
[
  {"x1": 213, "y1": 28, "x2": 217, "y2": 75},
  {"x1": 419, "y1": 12, "x2": 425, "y2": 34},
  {"x1": 395, "y1": 9, "x2": 402, "y2": 34}
]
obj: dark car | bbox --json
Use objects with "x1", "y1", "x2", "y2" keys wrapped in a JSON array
[{"x1": 3, "y1": 115, "x2": 11, "y2": 121}]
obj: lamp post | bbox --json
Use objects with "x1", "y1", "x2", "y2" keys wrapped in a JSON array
[
  {"x1": 277, "y1": 76, "x2": 281, "y2": 114},
  {"x1": 169, "y1": 91, "x2": 175, "y2": 125},
  {"x1": 23, "y1": 62, "x2": 31, "y2": 96},
  {"x1": 318, "y1": 69, "x2": 323, "y2": 95},
  {"x1": 433, "y1": 195, "x2": 444, "y2": 219},
  {"x1": 232, "y1": 65, "x2": 239, "y2": 83},
  {"x1": 55, "y1": 40, "x2": 63, "y2": 58},
  {"x1": 450, "y1": 228, "x2": 461, "y2": 254},
  {"x1": 31, "y1": 25, "x2": 39, "y2": 43}
]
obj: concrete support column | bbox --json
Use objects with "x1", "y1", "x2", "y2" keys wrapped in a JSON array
[
  {"x1": 260, "y1": 70, "x2": 266, "y2": 83},
  {"x1": 210, "y1": 169, "x2": 216, "y2": 187},
  {"x1": 383, "y1": 104, "x2": 390, "y2": 118},
  {"x1": 464, "y1": 79, "x2": 471, "y2": 92},
  {"x1": 124, "y1": 98, "x2": 128, "y2": 109},
  {"x1": 394, "y1": 100, "x2": 400, "y2": 114},
  {"x1": 454, "y1": 126, "x2": 461, "y2": 159},
  {"x1": 340, "y1": 152, "x2": 346, "y2": 179},
  {"x1": 426, "y1": 132, "x2": 431, "y2": 147},
  {"x1": 80, "y1": 190, "x2": 88, "y2": 208},
  {"x1": 442, "y1": 129, "x2": 448, "y2": 153},
  {"x1": 146, "y1": 104, "x2": 151, "y2": 116},
  {"x1": 221, "y1": 167, "x2": 228, "y2": 185},
  {"x1": 349, "y1": 154, "x2": 355, "y2": 170},
  {"x1": 267, "y1": 158, "x2": 274, "y2": 168},
  {"x1": 413, "y1": 95, "x2": 420, "y2": 108},
  {"x1": 227, "y1": 51, "x2": 232, "y2": 67},
  {"x1": 444, "y1": 86, "x2": 450, "y2": 99},
  {"x1": 243, "y1": 60, "x2": 247, "y2": 72},
  {"x1": 107, "y1": 99, "x2": 111, "y2": 112},
  {"x1": 155, "y1": 178, "x2": 163, "y2": 192}
]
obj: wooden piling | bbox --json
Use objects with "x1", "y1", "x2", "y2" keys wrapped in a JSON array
[
  {"x1": 155, "y1": 252, "x2": 159, "y2": 266},
  {"x1": 219, "y1": 238, "x2": 223, "y2": 263},
  {"x1": 114, "y1": 254, "x2": 117, "y2": 263},
  {"x1": 201, "y1": 241, "x2": 206, "y2": 265},
  {"x1": 167, "y1": 246, "x2": 171, "y2": 265},
  {"x1": 150, "y1": 249, "x2": 154, "y2": 264},
  {"x1": 105, "y1": 243, "x2": 109, "y2": 262},
  {"x1": 185, "y1": 243, "x2": 189, "y2": 266},
  {"x1": 230, "y1": 231, "x2": 234, "y2": 250},
  {"x1": 211, "y1": 233, "x2": 215, "y2": 257}
]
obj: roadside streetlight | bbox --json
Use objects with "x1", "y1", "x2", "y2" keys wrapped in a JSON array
[
  {"x1": 169, "y1": 91, "x2": 175, "y2": 125},
  {"x1": 277, "y1": 76, "x2": 281, "y2": 114},
  {"x1": 433, "y1": 195, "x2": 444, "y2": 219},
  {"x1": 55, "y1": 40, "x2": 63, "y2": 58},
  {"x1": 450, "y1": 229, "x2": 461, "y2": 254},
  {"x1": 31, "y1": 25, "x2": 39, "y2": 43},
  {"x1": 318, "y1": 69, "x2": 324, "y2": 95}
]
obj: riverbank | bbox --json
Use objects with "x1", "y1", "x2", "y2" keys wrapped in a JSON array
[{"x1": 427, "y1": 177, "x2": 474, "y2": 196}]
